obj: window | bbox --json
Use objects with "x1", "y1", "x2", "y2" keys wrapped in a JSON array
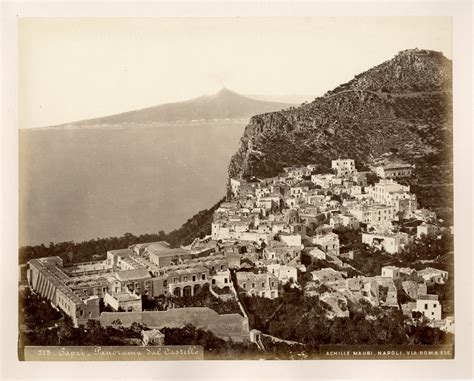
[
  {"x1": 201, "y1": 274, "x2": 206, "y2": 280},
  {"x1": 425, "y1": 303, "x2": 428, "y2": 309},
  {"x1": 252, "y1": 283, "x2": 256, "y2": 289},
  {"x1": 243, "y1": 283, "x2": 247, "y2": 289},
  {"x1": 183, "y1": 276, "x2": 188, "y2": 282},
  {"x1": 174, "y1": 277, "x2": 178, "y2": 283},
  {"x1": 433, "y1": 303, "x2": 437, "y2": 308},
  {"x1": 163, "y1": 280, "x2": 168, "y2": 287}
]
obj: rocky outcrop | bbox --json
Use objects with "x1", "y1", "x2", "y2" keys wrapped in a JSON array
[
  {"x1": 228, "y1": 49, "x2": 452, "y2": 214},
  {"x1": 327, "y1": 49, "x2": 452, "y2": 95}
]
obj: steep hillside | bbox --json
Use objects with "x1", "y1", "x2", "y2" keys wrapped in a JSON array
[
  {"x1": 228, "y1": 49, "x2": 453, "y2": 217},
  {"x1": 49, "y1": 88, "x2": 294, "y2": 127}
]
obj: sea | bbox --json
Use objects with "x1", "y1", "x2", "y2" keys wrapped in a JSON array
[{"x1": 19, "y1": 122, "x2": 246, "y2": 246}]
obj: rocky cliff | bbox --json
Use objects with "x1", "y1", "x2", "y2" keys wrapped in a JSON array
[{"x1": 228, "y1": 49, "x2": 453, "y2": 217}]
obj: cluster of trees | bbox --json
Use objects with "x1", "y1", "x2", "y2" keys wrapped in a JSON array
[
  {"x1": 19, "y1": 198, "x2": 225, "y2": 266},
  {"x1": 141, "y1": 295, "x2": 170, "y2": 311},
  {"x1": 20, "y1": 285, "x2": 452, "y2": 356},
  {"x1": 22, "y1": 318, "x2": 147, "y2": 347},
  {"x1": 395, "y1": 232, "x2": 453, "y2": 265},
  {"x1": 19, "y1": 288, "x2": 63, "y2": 327},
  {"x1": 162, "y1": 324, "x2": 304, "y2": 360},
  {"x1": 410, "y1": 147, "x2": 453, "y2": 226},
  {"x1": 19, "y1": 287, "x2": 305, "y2": 359},
  {"x1": 242, "y1": 284, "x2": 452, "y2": 347},
  {"x1": 298, "y1": 255, "x2": 359, "y2": 289},
  {"x1": 405, "y1": 322, "x2": 452, "y2": 345},
  {"x1": 333, "y1": 228, "x2": 454, "y2": 278},
  {"x1": 19, "y1": 289, "x2": 146, "y2": 347},
  {"x1": 397, "y1": 288, "x2": 415, "y2": 306},
  {"x1": 334, "y1": 226, "x2": 365, "y2": 243},
  {"x1": 169, "y1": 284, "x2": 242, "y2": 316},
  {"x1": 211, "y1": 286, "x2": 232, "y2": 295},
  {"x1": 242, "y1": 294, "x2": 281, "y2": 331},
  {"x1": 400, "y1": 233, "x2": 454, "y2": 317},
  {"x1": 428, "y1": 279, "x2": 454, "y2": 317},
  {"x1": 344, "y1": 248, "x2": 392, "y2": 277}
]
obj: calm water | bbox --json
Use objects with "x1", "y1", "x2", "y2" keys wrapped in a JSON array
[{"x1": 19, "y1": 122, "x2": 246, "y2": 246}]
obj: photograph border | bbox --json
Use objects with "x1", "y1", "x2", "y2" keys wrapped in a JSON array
[{"x1": 1, "y1": 1, "x2": 472, "y2": 380}]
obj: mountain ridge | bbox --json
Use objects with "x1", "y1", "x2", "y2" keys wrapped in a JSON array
[
  {"x1": 40, "y1": 88, "x2": 295, "y2": 129},
  {"x1": 228, "y1": 48, "x2": 453, "y2": 217}
]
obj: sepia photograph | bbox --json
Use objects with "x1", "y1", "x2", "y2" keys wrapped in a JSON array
[
  {"x1": 17, "y1": 16, "x2": 457, "y2": 361},
  {"x1": 1, "y1": 3, "x2": 472, "y2": 378}
]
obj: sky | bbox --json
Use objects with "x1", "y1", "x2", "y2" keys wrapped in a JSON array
[{"x1": 19, "y1": 17, "x2": 452, "y2": 129}]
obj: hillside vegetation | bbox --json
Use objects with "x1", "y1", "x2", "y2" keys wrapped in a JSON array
[
  {"x1": 228, "y1": 49, "x2": 452, "y2": 218},
  {"x1": 19, "y1": 198, "x2": 223, "y2": 266}
]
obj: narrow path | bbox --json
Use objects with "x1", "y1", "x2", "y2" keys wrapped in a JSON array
[
  {"x1": 323, "y1": 89, "x2": 450, "y2": 100},
  {"x1": 261, "y1": 333, "x2": 304, "y2": 346},
  {"x1": 260, "y1": 302, "x2": 284, "y2": 323}
]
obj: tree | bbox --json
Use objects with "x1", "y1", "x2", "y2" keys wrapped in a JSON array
[{"x1": 397, "y1": 288, "x2": 413, "y2": 305}]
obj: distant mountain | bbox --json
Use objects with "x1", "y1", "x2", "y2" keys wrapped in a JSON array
[
  {"x1": 229, "y1": 49, "x2": 453, "y2": 218},
  {"x1": 46, "y1": 88, "x2": 295, "y2": 128}
]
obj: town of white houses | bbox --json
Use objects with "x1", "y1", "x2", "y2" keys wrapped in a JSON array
[{"x1": 21, "y1": 157, "x2": 454, "y2": 358}]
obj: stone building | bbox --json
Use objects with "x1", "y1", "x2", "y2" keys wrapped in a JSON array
[
  {"x1": 375, "y1": 163, "x2": 413, "y2": 179},
  {"x1": 236, "y1": 272, "x2": 279, "y2": 299},
  {"x1": 27, "y1": 257, "x2": 101, "y2": 327},
  {"x1": 414, "y1": 294, "x2": 442, "y2": 321},
  {"x1": 331, "y1": 159, "x2": 356, "y2": 177}
]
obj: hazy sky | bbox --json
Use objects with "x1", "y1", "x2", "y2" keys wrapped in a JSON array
[{"x1": 19, "y1": 17, "x2": 452, "y2": 128}]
